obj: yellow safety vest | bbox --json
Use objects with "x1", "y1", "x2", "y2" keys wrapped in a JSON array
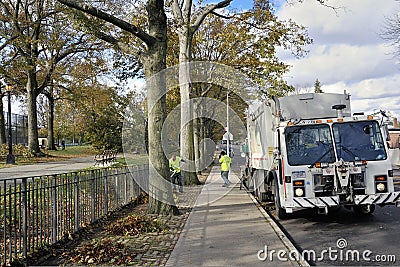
[
  {"x1": 219, "y1": 155, "x2": 231, "y2": 171},
  {"x1": 169, "y1": 157, "x2": 181, "y2": 173}
]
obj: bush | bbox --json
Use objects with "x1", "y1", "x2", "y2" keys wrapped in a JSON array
[{"x1": 0, "y1": 144, "x2": 34, "y2": 158}]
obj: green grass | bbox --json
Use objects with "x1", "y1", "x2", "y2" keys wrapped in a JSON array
[{"x1": 123, "y1": 154, "x2": 149, "y2": 166}]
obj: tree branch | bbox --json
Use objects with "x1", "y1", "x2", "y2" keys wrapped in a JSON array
[
  {"x1": 57, "y1": 0, "x2": 156, "y2": 46},
  {"x1": 183, "y1": 0, "x2": 192, "y2": 22},
  {"x1": 210, "y1": 11, "x2": 235, "y2": 20},
  {"x1": 192, "y1": 0, "x2": 233, "y2": 31},
  {"x1": 172, "y1": 0, "x2": 184, "y2": 24}
]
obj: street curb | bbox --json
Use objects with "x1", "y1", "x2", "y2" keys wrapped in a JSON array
[{"x1": 247, "y1": 190, "x2": 310, "y2": 267}]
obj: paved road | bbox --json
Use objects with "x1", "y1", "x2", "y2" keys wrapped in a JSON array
[
  {"x1": 0, "y1": 156, "x2": 95, "y2": 180},
  {"x1": 274, "y1": 171, "x2": 400, "y2": 266}
]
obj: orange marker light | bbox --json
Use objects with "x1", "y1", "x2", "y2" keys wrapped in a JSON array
[
  {"x1": 375, "y1": 176, "x2": 386, "y2": 181},
  {"x1": 294, "y1": 180, "x2": 304, "y2": 186}
]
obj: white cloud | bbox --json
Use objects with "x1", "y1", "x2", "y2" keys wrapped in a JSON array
[
  {"x1": 276, "y1": 0, "x2": 400, "y2": 119},
  {"x1": 284, "y1": 43, "x2": 398, "y2": 84}
]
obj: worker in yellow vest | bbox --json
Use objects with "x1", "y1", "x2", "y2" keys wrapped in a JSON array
[
  {"x1": 169, "y1": 155, "x2": 183, "y2": 192},
  {"x1": 219, "y1": 150, "x2": 232, "y2": 187}
]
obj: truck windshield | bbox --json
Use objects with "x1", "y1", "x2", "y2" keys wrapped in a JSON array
[
  {"x1": 333, "y1": 121, "x2": 387, "y2": 161},
  {"x1": 285, "y1": 124, "x2": 335, "y2": 166}
]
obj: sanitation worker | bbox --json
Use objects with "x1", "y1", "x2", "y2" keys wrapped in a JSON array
[
  {"x1": 219, "y1": 150, "x2": 232, "y2": 187},
  {"x1": 169, "y1": 154, "x2": 184, "y2": 193}
]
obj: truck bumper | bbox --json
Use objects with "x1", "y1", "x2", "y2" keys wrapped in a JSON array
[
  {"x1": 290, "y1": 196, "x2": 340, "y2": 209},
  {"x1": 287, "y1": 192, "x2": 400, "y2": 209},
  {"x1": 354, "y1": 192, "x2": 400, "y2": 206}
]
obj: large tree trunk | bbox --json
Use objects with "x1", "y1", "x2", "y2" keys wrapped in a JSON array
[
  {"x1": 145, "y1": 0, "x2": 179, "y2": 215},
  {"x1": 27, "y1": 71, "x2": 41, "y2": 154},
  {"x1": 193, "y1": 116, "x2": 200, "y2": 174},
  {"x1": 46, "y1": 90, "x2": 56, "y2": 150},
  {"x1": 171, "y1": 0, "x2": 234, "y2": 185},
  {"x1": 0, "y1": 96, "x2": 6, "y2": 145},
  {"x1": 178, "y1": 31, "x2": 200, "y2": 185}
]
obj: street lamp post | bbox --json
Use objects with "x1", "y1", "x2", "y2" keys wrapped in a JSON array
[
  {"x1": 6, "y1": 84, "x2": 15, "y2": 164},
  {"x1": 226, "y1": 89, "x2": 230, "y2": 156}
]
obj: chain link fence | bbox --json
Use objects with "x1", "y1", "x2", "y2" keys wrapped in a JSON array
[
  {"x1": 4, "y1": 112, "x2": 28, "y2": 146},
  {"x1": 0, "y1": 164, "x2": 149, "y2": 266}
]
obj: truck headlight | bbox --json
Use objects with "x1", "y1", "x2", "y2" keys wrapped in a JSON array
[
  {"x1": 295, "y1": 188, "x2": 304, "y2": 197},
  {"x1": 376, "y1": 183, "x2": 386, "y2": 192}
]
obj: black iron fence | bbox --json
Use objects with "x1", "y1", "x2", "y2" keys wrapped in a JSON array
[{"x1": 0, "y1": 164, "x2": 149, "y2": 266}]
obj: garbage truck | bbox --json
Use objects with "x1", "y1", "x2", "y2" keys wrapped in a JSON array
[{"x1": 243, "y1": 92, "x2": 400, "y2": 219}]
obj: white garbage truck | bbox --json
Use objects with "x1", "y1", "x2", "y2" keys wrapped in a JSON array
[{"x1": 244, "y1": 92, "x2": 400, "y2": 219}]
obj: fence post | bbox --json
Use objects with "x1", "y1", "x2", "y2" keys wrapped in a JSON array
[
  {"x1": 103, "y1": 169, "x2": 108, "y2": 214},
  {"x1": 90, "y1": 170, "x2": 95, "y2": 222},
  {"x1": 51, "y1": 175, "x2": 58, "y2": 244},
  {"x1": 21, "y1": 178, "x2": 28, "y2": 261},
  {"x1": 136, "y1": 165, "x2": 141, "y2": 198},
  {"x1": 124, "y1": 168, "x2": 127, "y2": 204},
  {"x1": 114, "y1": 169, "x2": 119, "y2": 207},
  {"x1": 74, "y1": 173, "x2": 79, "y2": 232}
]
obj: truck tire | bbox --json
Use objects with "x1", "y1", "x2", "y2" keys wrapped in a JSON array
[
  {"x1": 274, "y1": 178, "x2": 288, "y2": 220},
  {"x1": 264, "y1": 176, "x2": 274, "y2": 201},
  {"x1": 259, "y1": 192, "x2": 267, "y2": 202},
  {"x1": 353, "y1": 204, "x2": 375, "y2": 215}
]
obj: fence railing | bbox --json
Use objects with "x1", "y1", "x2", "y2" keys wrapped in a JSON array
[{"x1": 0, "y1": 164, "x2": 149, "y2": 266}]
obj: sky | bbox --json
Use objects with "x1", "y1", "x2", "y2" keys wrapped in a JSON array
[{"x1": 272, "y1": 0, "x2": 400, "y2": 119}]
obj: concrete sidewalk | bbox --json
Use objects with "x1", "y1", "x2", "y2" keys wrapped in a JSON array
[
  {"x1": 0, "y1": 156, "x2": 96, "y2": 180},
  {"x1": 166, "y1": 167, "x2": 309, "y2": 266}
]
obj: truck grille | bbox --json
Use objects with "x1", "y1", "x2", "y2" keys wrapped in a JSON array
[
  {"x1": 313, "y1": 172, "x2": 366, "y2": 197},
  {"x1": 313, "y1": 174, "x2": 334, "y2": 197}
]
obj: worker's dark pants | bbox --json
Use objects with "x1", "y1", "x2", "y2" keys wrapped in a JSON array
[{"x1": 171, "y1": 172, "x2": 183, "y2": 192}]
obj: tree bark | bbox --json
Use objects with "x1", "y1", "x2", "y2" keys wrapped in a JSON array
[
  {"x1": 27, "y1": 70, "x2": 41, "y2": 154},
  {"x1": 45, "y1": 87, "x2": 56, "y2": 150},
  {"x1": 144, "y1": 0, "x2": 179, "y2": 215},
  {"x1": 177, "y1": 31, "x2": 200, "y2": 185}
]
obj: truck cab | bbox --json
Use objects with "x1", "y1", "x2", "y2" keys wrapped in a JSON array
[{"x1": 245, "y1": 93, "x2": 400, "y2": 219}]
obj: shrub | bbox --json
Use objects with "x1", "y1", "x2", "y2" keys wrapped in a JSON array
[{"x1": 0, "y1": 144, "x2": 34, "y2": 158}]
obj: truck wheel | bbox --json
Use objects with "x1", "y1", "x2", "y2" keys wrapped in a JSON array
[
  {"x1": 274, "y1": 179, "x2": 288, "y2": 220},
  {"x1": 353, "y1": 204, "x2": 375, "y2": 215},
  {"x1": 259, "y1": 192, "x2": 267, "y2": 202},
  {"x1": 265, "y1": 177, "x2": 274, "y2": 201}
]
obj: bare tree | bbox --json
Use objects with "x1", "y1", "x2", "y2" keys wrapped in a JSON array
[{"x1": 382, "y1": 11, "x2": 400, "y2": 58}]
